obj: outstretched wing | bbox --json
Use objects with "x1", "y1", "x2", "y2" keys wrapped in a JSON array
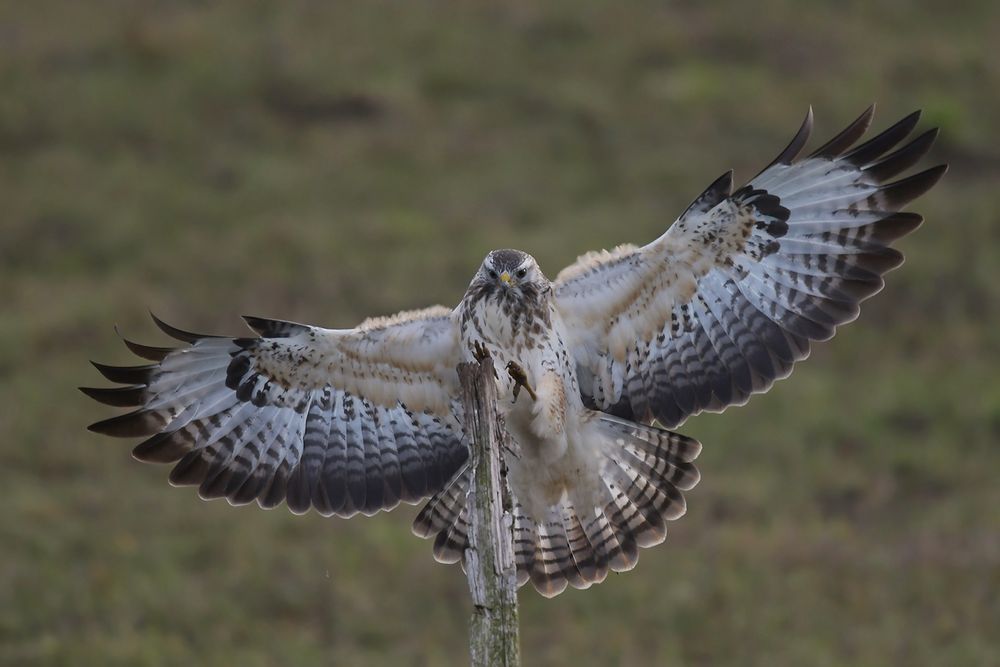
[
  {"x1": 555, "y1": 107, "x2": 946, "y2": 428},
  {"x1": 82, "y1": 307, "x2": 468, "y2": 517}
]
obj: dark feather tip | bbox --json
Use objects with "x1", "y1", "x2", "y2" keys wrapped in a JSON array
[
  {"x1": 132, "y1": 431, "x2": 191, "y2": 464},
  {"x1": 114, "y1": 324, "x2": 174, "y2": 361},
  {"x1": 843, "y1": 109, "x2": 922, "y2": 167},
  {"x1": 87, "y1": 409, "x2": 165, "y2": 438},
  {"x1": 124, "y1": 338, "x2": 174, "y2": 362},
  {"x1": 863, "y1": 128, "x2": 939, "y2": 182},
  {"x1": 877, "y1": 164, "x2": 948, "y2": 208},
  {"x1": 90, "y1": 361, "x2": 156, "y2": 385},
  {"x1": 769, "y1": 106, "x2": 815, "y2": 168},
  {"x1": 149, "y1": 312, "x2": 213, "y2": 343},
  {"x1": 79, "y1": 385, "x2": 146, "y2": 408},
  {"x1": 808, "y1": 104, "x2": 876, "y2": 159}
]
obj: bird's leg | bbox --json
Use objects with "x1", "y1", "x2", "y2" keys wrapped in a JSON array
[{"x1": 505, "y1": 360, "x2": 538, "y2": 404}]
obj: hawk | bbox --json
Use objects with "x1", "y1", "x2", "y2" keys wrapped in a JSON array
[{"x1": 83, "y1": 107, "x2": 945, "y2": 597}]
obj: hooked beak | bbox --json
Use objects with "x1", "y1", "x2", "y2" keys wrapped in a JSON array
[{"x1": 499, "y1": 271, "x2": 513, "y2": 286}]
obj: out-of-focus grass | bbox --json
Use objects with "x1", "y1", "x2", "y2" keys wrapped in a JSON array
[{"x1": 1, "y1": 1, "x2": 998, "y2": 665}]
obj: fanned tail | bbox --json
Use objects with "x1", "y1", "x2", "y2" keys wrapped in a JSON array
[{"x1": 412, "y1": 414, "x2": 701, "y2": 597}]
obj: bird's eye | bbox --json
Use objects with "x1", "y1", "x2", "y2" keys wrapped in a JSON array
[
  {"x1": 516, "y1": 268, "x2": 527, "y2": 279},
  {"x1": 488, "y1": 269, "x2": 498, "y2": 279}
]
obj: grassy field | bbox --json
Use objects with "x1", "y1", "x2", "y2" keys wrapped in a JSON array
[{"x1": 2, "y1": 1, "x2": 999, "y2": 665}]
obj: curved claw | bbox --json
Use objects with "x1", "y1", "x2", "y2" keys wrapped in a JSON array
[
  {"x1": 470, "y1": 341, "x2": 499, "y2": 379},
  {"x1": 472, "y1": 340, "x2": 491, "y2": 363}
]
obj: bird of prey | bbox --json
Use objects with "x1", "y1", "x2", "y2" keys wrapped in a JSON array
[{"x1": 83, "y1": 107, "x2": 945, "y2": 597}]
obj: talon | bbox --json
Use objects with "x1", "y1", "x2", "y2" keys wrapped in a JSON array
[
  {"x1": 506, "y1": 361, "x2": 538, "y2": 403},
  {"x1": 471, "y1": 341, "x2": 499, "y2": 378}
]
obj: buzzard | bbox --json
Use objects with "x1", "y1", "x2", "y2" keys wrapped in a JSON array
[{"x1": 83, "y1": 107, "x2": 945, "y2": 597}]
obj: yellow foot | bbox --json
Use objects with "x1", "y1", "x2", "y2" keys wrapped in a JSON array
[{"x1": 506, "y1": 360, "x2": 538, "y2": 403}]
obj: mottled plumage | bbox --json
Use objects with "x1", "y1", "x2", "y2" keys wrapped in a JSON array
[{"x1": 84, "y1": 107, "x2": 944, "y2": 597}]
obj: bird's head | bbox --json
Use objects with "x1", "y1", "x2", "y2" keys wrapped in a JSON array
[
  {"x1": 471, "y1": 249, "x2": 548, "y2": 302},
  {"x1": 479, "y1": 249, "x2": 542, "y2": 287}
]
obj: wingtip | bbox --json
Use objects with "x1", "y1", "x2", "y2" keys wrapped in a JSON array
[
  {"x1": 878, "y1": 163, "x2": 949, "y2": 208},
  {"x1": 241, "y1": 315, "x2": 266, "y2": 334},
  {"x1": 808, "y1": 105, "x2": 877, "y2": 159},
  {"x1": 757, "y1": 106, "x2": 815, "y2": 175},
  {"x1": 86, "y1": 414, "x2": 123, "y2": 436},
  {"x1": 927, "y1": 163, "x2": 950, "y2": 187},
  {"x1": 112, "y1": 325, "x2": 175, "y2": 361},
  {"x1": 844, "y1": 108, "x2": 930, "y2": 169},
  {"x1": 895, "y1": 108, "x2": 924, "y2": 136},
  {"x1": 920, "y1": 163, "x2": 950, "y2": 183},
  {"x1": 80, "y1": 385, "x2": 146, "y2": 407},
  {"x1": 149, "y1": 311, "x2": 210, "y2": 343},
  {"x1": 90, "y1": 360, "x2": 156, "y2": 385},
  {"x1": 858, "y1": 103, "x2": 877, "y2": 126},
  {"x1": 86, "y1": 409, "x2": 164, "y2": 437}
]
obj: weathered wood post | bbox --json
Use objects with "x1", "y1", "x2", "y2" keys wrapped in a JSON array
[{"x1": 457, "y1": 357, "x2": 521, "y2": 667}]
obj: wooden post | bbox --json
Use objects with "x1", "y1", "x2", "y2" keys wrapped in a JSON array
[{"x1": 458, "y1": 358, "x2": 521, "y2": 667}]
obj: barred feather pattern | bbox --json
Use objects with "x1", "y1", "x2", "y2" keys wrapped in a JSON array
[
  {"x1": 83, "y1": 312, "x2": 468, "y2": 516},
  {"x1": 556, "y1": 107, "x2": 946, "y2": 427},
  {"x1": 83, "y1": 106, "x2": 944, "y2": 599},
  {"x1": 412, "y1": 415, "x2": 701, "y2": 597}
]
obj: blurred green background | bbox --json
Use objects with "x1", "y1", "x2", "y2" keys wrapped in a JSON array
[{"x1": 2, "y1": 1, "x2": 998, "y2": 665}]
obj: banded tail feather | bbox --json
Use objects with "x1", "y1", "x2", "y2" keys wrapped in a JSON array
[{"x1": 412, "y1": 413, "x2": 701, "y2": 597}]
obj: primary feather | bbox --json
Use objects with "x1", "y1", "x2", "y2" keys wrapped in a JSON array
[{"x1": 556, "y1": 106, "x2": 945, "y2": 429}]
